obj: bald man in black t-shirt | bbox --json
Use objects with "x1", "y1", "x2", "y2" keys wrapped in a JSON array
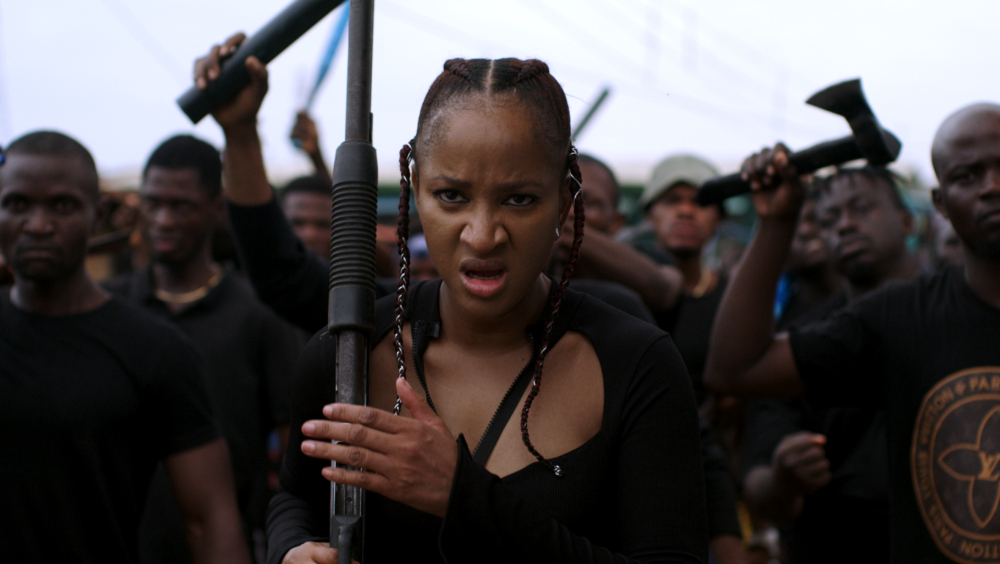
[
  {"x1": 705, "y1": 104, "x2": 1000, "y2": 564},
  {"x1": 0, "y1": 131, "x2": 250, "y2": 564}
]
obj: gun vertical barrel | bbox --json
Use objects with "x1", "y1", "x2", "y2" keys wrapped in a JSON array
[{"x1": 328, "y1": 1, "x2": 377, "y2": 563}]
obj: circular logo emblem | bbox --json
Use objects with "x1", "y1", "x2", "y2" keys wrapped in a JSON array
[{"x1": 912, "y1": 367, "x2": 1000, "y2": 563}]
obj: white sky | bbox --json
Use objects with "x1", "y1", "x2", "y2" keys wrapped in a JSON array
[{"x1": 2, "y1": 0, "x2": 997, "y2": 187}]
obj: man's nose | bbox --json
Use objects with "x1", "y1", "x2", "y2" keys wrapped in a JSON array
[
  {"x1": 23, "y1": 207, "x2": 54, "y2": 235},
  {"x1": 835, "y1": 210, "x2": 858, "y2": 235},
  {"x1": 149, "y1": 205, "x2": 178, "y2": 228},
  {"x1": 676, "y1": 200, "x2": 697, "y2": 217}
]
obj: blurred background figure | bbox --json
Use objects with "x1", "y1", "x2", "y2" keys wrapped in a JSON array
[
  {"x1": 408, "y1": 233, "x2": 439, "y2": 282},
  {"x1": 289, "y1": 111, "x2": 332, "y2": 186},
  {"x1": 931, "y1": 207, "x2": 965, "y2": 269},
  {"x1": 104, "y1": 134, "x2": 304, "y2": 564},
  {"x1": 640, "y1": 154, "x2": 726, "y2": 406},
  {"x1": 741, "y1": 165, "x2": 918, "y2": 564},
  {"x1": 279, "y1": 175, "x2": 332, "y2": 260}
]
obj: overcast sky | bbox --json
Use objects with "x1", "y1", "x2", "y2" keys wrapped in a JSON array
[{"x1": 2, "y1": 0, "x2": 997, "y2": 186}]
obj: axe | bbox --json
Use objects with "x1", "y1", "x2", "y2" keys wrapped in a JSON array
[{"x1": 696, "y1": 79, "x2": 901, "y2": 205}]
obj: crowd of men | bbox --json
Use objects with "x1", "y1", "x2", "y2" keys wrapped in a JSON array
[{"x1": 1, "y1": 43, "x2": 998, "y2": 564}]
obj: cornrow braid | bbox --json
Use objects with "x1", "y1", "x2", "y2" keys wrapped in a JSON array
[
  {"x1": 392, "y1": 140, "x2": 416, "y2": 415},
  {"x1": 443, "y1": 58, "x2": 474, "y2": 82},
  {"x1": 512, "y1": 59, "x2": 549, "y2": 84},
  {"x1": 519, "y1": 146, "x2": 584, "y2": 476}
]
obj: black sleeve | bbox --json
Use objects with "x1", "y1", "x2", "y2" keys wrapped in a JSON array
[
  {"x1": 700, "y1": 417, "x2": 742, "y2": 539},
  {"x1": 266, "y1": 331, "x2": 334, "y2": 564},
  {"x1": 741, "y1": 400, "x2": 804, "y2": 477},
  {"x1": 438, "y1": 335, "x2": 708, "y2": 564},
  {"x1": 226, "y1": 197, "x2": 329, "y2": 334},
  {"x1": 787, "y1": 293, "x2": 886, "y2": 409},
  {"x1": 146, "y1": 333, "x2": 220, "y2": 458},
  {"x1": 257, "y1": 310, "x2": 306, "y2": 427}
]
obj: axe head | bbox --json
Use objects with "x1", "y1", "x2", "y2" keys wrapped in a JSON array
[{"x1": 806, "y1": 79, "x2": 901, "y2": 166}]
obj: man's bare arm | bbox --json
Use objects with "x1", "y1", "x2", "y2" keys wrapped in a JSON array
[
  {"x1": 194, "y1": 33, "x2": 274, "y2": 206},
  {"x1": 703, "y1": 145, "x2": 805, "y2": 397},
  {"x1": 166, "y1": 439, "x2": 252, "y2": 564},
  {"x1": 564, "y1": 223, "x2": 685, "y2": 311}
]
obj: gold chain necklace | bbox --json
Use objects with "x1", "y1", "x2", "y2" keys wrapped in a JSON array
[
  {"x1": 689, "y1": 265, "x2": 713, "y2": 299},
  {"x1": 154, "y1": 268, "x2": 222, "y2": 305}
]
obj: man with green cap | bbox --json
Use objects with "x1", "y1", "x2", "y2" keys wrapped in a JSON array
[{"x1": 640, "y1": 153, "x2": 727, "y2": 406}]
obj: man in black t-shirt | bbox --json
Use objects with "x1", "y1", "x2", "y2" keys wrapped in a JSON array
[
  {"x1": 0, "y1": 131, "x2": 251, "y2": 564},
  {"x1": 742, "y1": 168, "x2": 919, "y2": 563},
  {"x1": 104, "y1": 135, "x2": 303, "y2": 564},
  {"x1": 705, "y1": 103, "x2": 1000, "y2": 564}
]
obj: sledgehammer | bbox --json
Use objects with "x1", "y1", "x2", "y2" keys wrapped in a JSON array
[{"x1": 697, "y1": 78, "x2": 901, "y2": 205}]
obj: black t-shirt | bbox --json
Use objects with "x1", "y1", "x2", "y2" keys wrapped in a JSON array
[
  {"x1": 0, "y1": 290, "x2": 218, "y2": 564},
  {"x1": 788, "y1": 266, "x2": 1000, "y2": 564},
  {"x1": 106, "y1": 269, "x2": 304, "y2": 563},
  {"x1": 267, "y1": 279, "x2": 708, "y2": 564},
  {"x1": 668, "y1": 276, "x2": 728, "y2": 407},
  {"x1": 745, "y1": 291, "x2": 890, "y2": 563}
]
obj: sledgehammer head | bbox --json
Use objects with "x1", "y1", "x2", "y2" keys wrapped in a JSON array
[{"x1": 806, "y1": 78, "x2": 901, "y2": 166}]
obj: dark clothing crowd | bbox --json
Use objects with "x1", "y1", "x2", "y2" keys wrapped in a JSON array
[{"x1": 1, "y1": 29, "x2": 999, "y2": 564}]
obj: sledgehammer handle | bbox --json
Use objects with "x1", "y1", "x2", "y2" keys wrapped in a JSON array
[{"x1": 176, "y1": 0, "x2": 345, "y2": 124}]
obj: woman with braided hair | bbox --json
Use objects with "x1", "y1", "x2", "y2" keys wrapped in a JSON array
[{"x1": 246, "y1": 57, "x2": 709, "y2": 563}]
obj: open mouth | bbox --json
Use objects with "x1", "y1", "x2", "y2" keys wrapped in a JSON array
[{"x1": 460, "y1": 263, "x2": 508, "y2": 299}]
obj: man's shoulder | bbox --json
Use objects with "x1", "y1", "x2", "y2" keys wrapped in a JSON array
[
  {"x1": 569, "y1": 279, "x2": 655, "y2": 324},
  {"x1": 566, "y1": 284, "x2": 667, "y2": 349},
  {"x1": 850, "y1": 267, "x2": 955, "y2": 317},
  {"x1": 99, "y1": 296, "x2": 199, "y2": 351},
  {"x1": 102, "y1": 271, "x2": 141, "y2": 298}
]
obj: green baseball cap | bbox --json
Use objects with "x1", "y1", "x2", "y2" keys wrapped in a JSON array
[{"x1": 640, "y1": 154, "x2": 719, "y2": 210}]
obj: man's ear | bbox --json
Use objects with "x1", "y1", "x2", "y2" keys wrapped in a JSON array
[
  {"x1": 609, "y1": 211, "x2": 626, "y2": 235},
  {"x1": 931, "y1": 187, "x2": 949, "y2": 219},
  {"x1": 900, "y1": 206, "x2": 916, "y2": 236},
  {"x1": 91, "y1": 195, "x2": 111, "y2": 234}
]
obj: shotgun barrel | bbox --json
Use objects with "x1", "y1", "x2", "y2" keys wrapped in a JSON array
[{"x1": 327, "y1": 1, "x2": 377, "y2": 563}]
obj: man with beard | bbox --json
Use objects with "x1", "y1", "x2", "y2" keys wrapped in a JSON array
[
  {"x1": 705, "y1": 103, "x2": 1000, "y2": 564},
  {"x1": 106, "y1": 135, "x2": 302, "y2": 564},
  {"x1": 0, "y1": 131, "x2": 250, "y2": 564},
  {"x1": 740, "y1": 173, "x2": 908, "y2": 563},
  {"x1": 816, "y1": 167, "x2": 919, "y2": 298}
]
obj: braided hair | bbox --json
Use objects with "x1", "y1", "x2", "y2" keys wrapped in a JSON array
[{"x1": 394, "y1": 58, "x2": 584, "y2": 476}]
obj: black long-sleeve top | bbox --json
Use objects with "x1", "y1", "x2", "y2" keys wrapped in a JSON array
[{"x1": 267, "y1": 279, "x2": 708, "y2": 564}]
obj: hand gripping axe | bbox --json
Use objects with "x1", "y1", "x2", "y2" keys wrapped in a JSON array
[{"x1": 696, "y1": 78, "x2": 901, "y2": 205}]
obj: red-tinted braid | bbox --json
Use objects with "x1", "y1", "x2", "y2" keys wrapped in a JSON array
[
  {"x1": 392, "y1": 141, "x2": 416, "y2": 415},
  {"x1": 519, "y1": 147, "x2": 585, "y2": 476}
]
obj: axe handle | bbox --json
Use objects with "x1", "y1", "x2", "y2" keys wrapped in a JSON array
[
  {"x1": 696, "y1": 135, "x2": 862, "y2": 206},
  {"x1": 176, "y1": 0, "x2": 346, "y2": 124}
]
